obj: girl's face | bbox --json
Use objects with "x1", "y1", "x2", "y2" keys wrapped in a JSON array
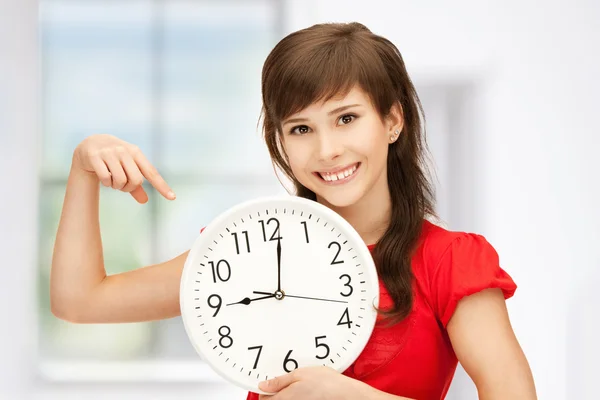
[{"x1": 281, "y1": 86, "x2": 401, "y2": 209}]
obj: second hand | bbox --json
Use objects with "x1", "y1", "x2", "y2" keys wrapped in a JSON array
[{"x1": 253, "y1": 291, "x2": 348, "y2": 304}]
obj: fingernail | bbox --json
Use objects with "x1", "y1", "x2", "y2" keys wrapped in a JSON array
[{"x1": 168, "y1": 191, "x2": 176, "y2": 199}]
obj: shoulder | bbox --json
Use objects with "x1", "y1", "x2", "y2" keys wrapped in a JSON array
[{"x1": 414, "y1": 219, "x2": 517, "y2": 327}]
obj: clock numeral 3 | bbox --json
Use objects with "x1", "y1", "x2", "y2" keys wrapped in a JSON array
[
  {"x1": 231, "y1": 231, "x2": 251, "y2": 254},
  {"x1": 218, "y1": 325, "x2": 233, "y2": 348},
  {"x1": 248, "y1": 345, "x2": 263, "y2": 369},
  {"x1": 207, "y1": 294, "x2": 222, "y2": 317},
  {"x1": 283, "y1": 349, "x2": 299, "y2": 373},
  {"x1": 337, "y1": 307, "x2": 353, "y2": 329},
  {"x1": 314, "y1": 336, "x2": 330, "y2": 360},
  {"x1": 339, "y1": 274, "x2": 353, "y2": 297},
  {"x1": 300, "y1": 221, "x2": 310, "y2": 243},
  {"x1": 209, "y1": 259, "x2": 231, "y2": 283},
  {"x1": 259, "y1": 217, "x2": 282, "y2": 242},
  {"x1": 328, "y1": 241, "x2": 344, "y2": 265}
]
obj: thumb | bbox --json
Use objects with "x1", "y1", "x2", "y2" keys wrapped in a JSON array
[
  {"x1": 130, "y1": 186, "x2": 149, "y2": 204},
  {"x1": 258, "y1": 371, "x2": 297, "y2": 393}
]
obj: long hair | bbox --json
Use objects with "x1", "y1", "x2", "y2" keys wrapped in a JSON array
[{"x1": 260, "y1": 22, "x2": 436, "y2": 323}]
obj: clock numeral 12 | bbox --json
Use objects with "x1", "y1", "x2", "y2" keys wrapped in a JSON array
[
  {"x1": 209, "y1": 259, "x2": 231, "y2": 283},
  {"x1": 231, "y1": 231, "x2": 250, "y2": 254},
  {"x1": 259, "y1": 217, "x2": 282, "y2": 242}
]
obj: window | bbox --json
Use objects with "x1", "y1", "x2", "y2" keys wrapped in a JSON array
[{"x1": 38, "y1": 0, "x2": 282, "y2": 375}]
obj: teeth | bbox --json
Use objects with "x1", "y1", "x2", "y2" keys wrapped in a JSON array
[{"x1": 319, "y1": 164, "x2": 358, "y2": 182}]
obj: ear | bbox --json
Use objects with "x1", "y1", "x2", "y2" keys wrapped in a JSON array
[{"x1": 386, "y1": 101, "x2": 404, "y2": 135}]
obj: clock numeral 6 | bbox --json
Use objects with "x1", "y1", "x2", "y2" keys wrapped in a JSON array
[
  {"x1": 259, "y1": 217, "x2": 282, "y2": 242},
  {"x1": 248, "y1": 345, "x2": 263, "y2": 369},
  {"x1": 283, "y1": 349, "x2": 299, "y2": 373},
  {"x1": 339, "y1": 274, "x2": 353, "y2": 297},
  {"x1": 218, "y1": 325, "x2": 233, "y2": 348},
  {"x1": 209, "y1": 259, "x2": 231, "y2": 283},
  {"x1": 207, "y1": 294, "x2": 222, "y2": 317},
  {"x1": 314, "y1": 335, "x2": 330, "y2": 360},
  {"x1": 337, "y1": 307, "x2": 353, "y2": 329},
  {"x1": 328, "y1": 241, "x2": 344, "y2": 265}
]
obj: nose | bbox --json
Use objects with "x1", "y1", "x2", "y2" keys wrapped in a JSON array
[{"x1": 315, "y1": 130, "x2": 343, "y2": 162}]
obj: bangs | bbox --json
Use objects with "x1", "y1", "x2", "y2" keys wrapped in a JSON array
[{"x1": 263, "y1": 35, "x2": 394, "y2": 124}]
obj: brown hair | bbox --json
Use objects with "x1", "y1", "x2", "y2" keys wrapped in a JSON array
[{"x1": 260, "y1": 22, "x2": 436, "y2": 323}]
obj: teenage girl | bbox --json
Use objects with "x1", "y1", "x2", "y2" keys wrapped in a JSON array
[{"x1": 51, "y1": 22, "x2": 537, "y2": 400}]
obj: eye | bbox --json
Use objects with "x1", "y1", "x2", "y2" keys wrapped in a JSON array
[
  {"x1": 290, "y1": 125, "x2": 310, "y2": 135},
  {"x1": 338, "y1": 114, "x2": 356, "y2": 125}
]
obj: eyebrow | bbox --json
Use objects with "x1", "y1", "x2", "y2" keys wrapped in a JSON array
[{"x1": 282, "y1": 104, "x2": 362, "y2": 125}]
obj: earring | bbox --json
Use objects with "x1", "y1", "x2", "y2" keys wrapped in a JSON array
[{"x1": 390, "y1": 129, "x2": 400, "y2": 142}]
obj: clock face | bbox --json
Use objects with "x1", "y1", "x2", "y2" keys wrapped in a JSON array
[{"x1": 180, "y1": 196, "x2": 379, "y2": 394}]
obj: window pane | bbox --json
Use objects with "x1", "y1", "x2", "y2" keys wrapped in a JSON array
[
  {"x1": 161, "y1": 1, "x2": 278, "y2": 176},
  {"x1": 40, "y1": 0, "x2": 154, "y2": 179},
  {"x1": 38, "y1": 184, "x2": 154, "y2": 360}
]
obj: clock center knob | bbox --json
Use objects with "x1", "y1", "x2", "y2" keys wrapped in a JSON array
[{"x1": 275, "y1": 290, "x2": 285, "y2": 300}]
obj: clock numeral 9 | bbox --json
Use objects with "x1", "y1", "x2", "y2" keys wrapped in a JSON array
[
  {"x1": 209, "y1": 259, "x2": 231, "y2": 283},
  {"x1": 248, "y1": 345, "x2": 263, "y2": 369},
  {"x1": 339, "y1": 274, "x2": 353, "y2": 297},
  {"x1": 207, "y1": 294, "x2": 222, "y2": 317},
  {"x1": 218, "y1": 325, "x2": 233, "y2": 348},
  {"x1": 259, "y1": 217, "x2": 282, "y2": 242},
  {"x1": 231, "y1": 231, "x2": 251, "y2": 254},
  {"x1": 314, "y1": 336, "x2": 330, "y2": 360},
  {"x1": 283, "y1": 349, "x2": 299, "y2": 373},
  {"x1": 328, "y1": 241, "x2": 344, "y2": 265},
  {"x1": 337, "y1": 307, "x2": 353, "y2": 329}
]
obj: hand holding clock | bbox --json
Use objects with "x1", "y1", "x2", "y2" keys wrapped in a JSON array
[{"x1": 257, "y1": 366, "x2": 397, "y2": 400}]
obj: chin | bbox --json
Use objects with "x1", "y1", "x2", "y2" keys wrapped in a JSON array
[{"x1": 313, "y1": 187, "x2": 366, "y2": 209}]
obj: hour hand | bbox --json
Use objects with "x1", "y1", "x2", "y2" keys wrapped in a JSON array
[{"x1": 226, "y1": 293, "x2": 275, "y2": 306}]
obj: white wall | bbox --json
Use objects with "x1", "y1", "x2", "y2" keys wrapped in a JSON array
[
  {"x1": 286, "y1": 1, "x2": 599, "y2": 399},
  {"x1": 1, "y1": 0, "x2": 598, "y2": 399}
]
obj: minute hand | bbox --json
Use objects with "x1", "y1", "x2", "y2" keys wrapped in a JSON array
[{"x1": 253, "y1": 291, "x2": 348, "y2": 304}]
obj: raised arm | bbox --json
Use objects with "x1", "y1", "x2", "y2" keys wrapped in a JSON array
[{"x1": 50, "y1": 134, "x2": 186, "y2": 323}]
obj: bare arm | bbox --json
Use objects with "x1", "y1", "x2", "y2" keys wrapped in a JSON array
[
  {"x1": 50, "y1": 134, "x2": 183, "y2": 323},
  {"x1": 447, "y1": 288, "x2": 537, "y2": 399}
]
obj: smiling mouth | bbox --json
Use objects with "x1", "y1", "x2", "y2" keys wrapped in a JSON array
[{"x1": 315, "y1": 162, "x2": 360, "y2": 183}]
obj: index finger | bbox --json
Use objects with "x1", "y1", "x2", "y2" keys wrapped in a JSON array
[{"x1": 132, "y1": 150, "x2": 176, "y2": 200}]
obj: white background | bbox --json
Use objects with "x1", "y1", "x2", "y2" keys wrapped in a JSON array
[{"x1": 1, "y1": 0, "x2": 599, "y2": 399}]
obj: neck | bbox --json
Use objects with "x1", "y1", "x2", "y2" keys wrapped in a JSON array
[{"x1": 317, "y1": 182, "x2": 392, "y2": 246}]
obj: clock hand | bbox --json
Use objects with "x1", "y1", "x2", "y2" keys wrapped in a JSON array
[
  {"x1": 252, "y1": 291, "x2": 348, "y2": 304},
  {"x1": 276, "y1": 237, "x2": 282, "y2": 292},
  {"x1": 226, "y1": 294, "x2": 275, "y2": 306}
]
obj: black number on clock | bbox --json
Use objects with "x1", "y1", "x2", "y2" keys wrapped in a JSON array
[
  {"x1": 300, "y1": 221, "x2": 309, "y2": 243},
  {"x1": 258, "y1": 217, "x2": 282, "y2": 241},
  {"x1": 209, "y1": 259, "x2": 231, "y2": 283},
  {"x1": 248, "y1": 345, "x2": 263, "y2": 369},
  {"x1": 232, "y1": 231, "x2": 250, "y2": 254},
  {"x1": 328, "y1": 241, "x2": 344, "y2": 265},
  {"x1": 315, "y1": 336, "x2": 330, "y2": 360},
  {"x1": 207, "y1": 294, "x2": 222, "y2": 317},
  {"x1": 337, "y1": 307, "x2": 353, "y2": 329},
  {"x1": 218, "y1": 325, "x2": 233, "y2": 348},
  {"x1": 283, "y1": 349, "x2": 299, "y2": 372},
  {"x1": 339, "y1": 274, "x2": 353, "y2": 297}
]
